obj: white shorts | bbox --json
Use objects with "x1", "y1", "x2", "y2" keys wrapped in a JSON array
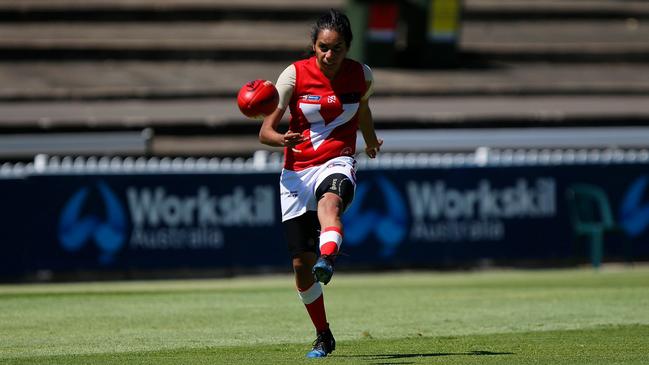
[{"x1": 280, "y1": 156, "x2": 357, "y2": 222}]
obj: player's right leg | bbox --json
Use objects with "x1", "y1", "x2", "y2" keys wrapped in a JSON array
[
  {"x1": 294, "y1": 252, "x2": 335, "y2": 358},
  {"x1": 284, "y1": 212, "x2": 335, "y2": 358}
]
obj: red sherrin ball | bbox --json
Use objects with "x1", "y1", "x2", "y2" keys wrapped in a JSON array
[{"x1": 237, "y1": 79, "x2": 279, "y2": 119}]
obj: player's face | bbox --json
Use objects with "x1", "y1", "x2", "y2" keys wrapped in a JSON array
[{"x1": 313, "y1": 29, "x2": 348, "y2": 78}]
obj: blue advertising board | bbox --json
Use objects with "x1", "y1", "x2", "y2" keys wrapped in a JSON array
[
  {"x1": 0, "y1": 176, "x2": 30, "y2": 276},
  {"x1": 1, "y1": 162, "x2": 649, "y2": 278},
  {"x1": 9, "y1": 173, "x2": 285, "y2": 275},
  {"x1": 343, "y1": 165, "x2": 649, "y2": 267}
]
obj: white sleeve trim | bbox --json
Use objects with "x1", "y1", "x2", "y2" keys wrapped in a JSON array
[
  {"x1": 362, "y1": 64, "x2": 374, "y2": 101},
  {"x1": 276, "y1": 64, "x2": 296, "y2": 109}
]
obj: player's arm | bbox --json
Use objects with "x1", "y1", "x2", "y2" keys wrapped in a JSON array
[
  {"x1": 359, "y1": 99, "x2": 382, "y2": 158},
  {"x1": 259, "y1": 65, "x2": 304, "y2": 148},
  {"x1": 259, "y1": 107, "x2": 295, "y2": 147},
  {"x1": 358, "y1": 65, "x2": 382, "y2": 158}
]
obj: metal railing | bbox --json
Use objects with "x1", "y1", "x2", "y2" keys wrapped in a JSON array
[{"x1": 2, "y1": 147, "x2": 649, "y2": 178}]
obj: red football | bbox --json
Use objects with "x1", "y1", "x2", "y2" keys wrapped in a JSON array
[{"x1": 237, "y1": 79, "x2": 279, "y2": 119}]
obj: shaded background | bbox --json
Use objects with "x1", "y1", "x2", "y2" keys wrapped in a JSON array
[{"x1": 1, "y1": 0, "x2": 649, "y2": 280}]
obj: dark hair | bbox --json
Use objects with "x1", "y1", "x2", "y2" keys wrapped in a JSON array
[{"x1": 310, "y1": 9, "x2": 353, "y2": 48}]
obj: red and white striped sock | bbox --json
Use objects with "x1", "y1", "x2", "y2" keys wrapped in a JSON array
[
  {"x1": 297, "y1": 282, "x2": 328, "y2": 332},
  {"x1": 319, "y1": 226, "x2": 343, "y2": 256}
]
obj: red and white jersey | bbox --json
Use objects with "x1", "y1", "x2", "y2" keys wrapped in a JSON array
[{"x1": 281, "y1": 57, "x2": 368, "y2": 171}]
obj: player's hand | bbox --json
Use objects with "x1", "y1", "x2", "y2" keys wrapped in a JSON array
[
  {"x1": 282, "y1": 130, "x2": 304, "y2": 148},
  {"x1": 365, "y1": 138, "x2": 383, "y2": 158}
]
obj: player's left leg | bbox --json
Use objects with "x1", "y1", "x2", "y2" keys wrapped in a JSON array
[{"x1": 313, "y1": 172, "x2": 355, "y2": 284}]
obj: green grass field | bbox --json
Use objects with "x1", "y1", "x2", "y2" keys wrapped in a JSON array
[{"x1": 1, "y1": 266, "x2": 648, "y2": 364}]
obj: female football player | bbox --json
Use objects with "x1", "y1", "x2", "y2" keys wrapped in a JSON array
[{"x1": 259, "y1": 9, "x2": 382, "y2": 358}]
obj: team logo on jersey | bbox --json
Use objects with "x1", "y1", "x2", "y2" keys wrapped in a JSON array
[
  {"x1": 301, "y1": 95, "x2": 321, "y2": 101},
  {"x1": 298, "y1": 102, "x2": 359, "y2": 150},
  {"x1": 327, "y1": 95, "x2": 337, "y2": 103}
]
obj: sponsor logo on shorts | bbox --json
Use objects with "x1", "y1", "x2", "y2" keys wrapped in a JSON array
[
  {"x1": 330, "y1": 179, "x2": 338, "y2": 191},
  {"x1": 283, "y1": 190, "x2": 299, "y2": 198}
]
